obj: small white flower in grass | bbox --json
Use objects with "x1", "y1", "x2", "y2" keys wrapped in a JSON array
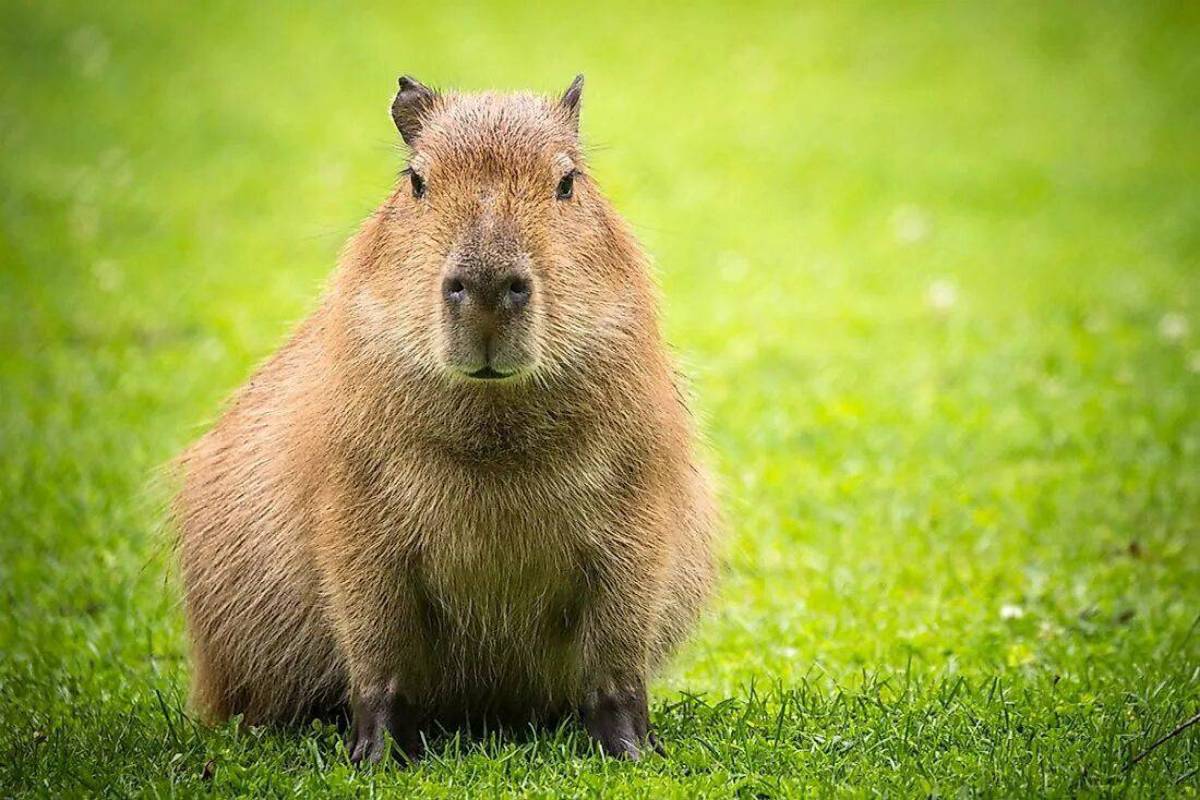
[
  {"x1": 319, "y1": 160, "x2": 346, "y2": 190},
  {"x1": 68, "y1": 27, "x2": 110, "y2": 79},
  {"x1": 717, "y1": 251, "x2": 749, "y2": 283},
  {"x1": 1084, "y1": 313, "x2": 1109, "y2": 334},
  {"x1": 926, "y1": 279, "x2": 958, "y2": 313},
  {"x1": 100, "y1": 147, "x2": 133, "y2": 189},
  {"x1": 69, "y1": 203, "x2": 100, "y2": 243},
  {"x1": 890, "y1": 204, "x2": 930, "y2": 244},
  {"x1": 91, "y1": 259, "x2": 122, "y2": 293},
  {"x1": 1000, "y1": 604, "x2": 1025, "y2": 620},
  {"x1": 1158, "y1": 312, "x2": 1189, "y2": 342}
]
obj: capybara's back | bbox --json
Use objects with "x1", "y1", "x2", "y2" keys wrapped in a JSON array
[{"x1": 175, "y1": 75, "x2": 718, "y2": 764}]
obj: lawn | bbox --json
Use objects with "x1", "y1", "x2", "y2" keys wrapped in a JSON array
[{"x1": 1, "y1": 0, "x2": 1198, "y2": 796}]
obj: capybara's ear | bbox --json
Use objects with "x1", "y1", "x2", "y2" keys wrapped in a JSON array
[
  {"x1": 391, "y1": 75, "x2": 437, "y2": 145},
  {"x1": 559, "y1": 74, "x2": 584, "y2": 131}
]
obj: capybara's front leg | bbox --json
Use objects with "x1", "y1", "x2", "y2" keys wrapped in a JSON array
[
  {"x1": 315, "y1": 511, "x2": 429, "y2": 766},
  {"x1": 329, "y1": 574, "x2": 429, "y2": 766},
  {"x1": 576, "y1": 556, "x2": 665, "y2": 760}
]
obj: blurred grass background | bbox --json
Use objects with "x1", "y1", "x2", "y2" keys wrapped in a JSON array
[{"x1": 1, "y1": 0, "x2": 1198, "y2": 795}]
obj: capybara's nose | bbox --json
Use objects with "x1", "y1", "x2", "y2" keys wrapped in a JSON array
[{"x1": 442, "y1": 265, "x2": 531, "y2": 313}]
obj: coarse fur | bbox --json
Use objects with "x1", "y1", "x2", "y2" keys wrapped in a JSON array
[{"x1": 173, "y1": 75, "x2": 718, "y2": 763}]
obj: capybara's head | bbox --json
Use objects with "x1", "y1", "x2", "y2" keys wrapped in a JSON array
[{"x1": 342, "y1": 76, "x2": 651, "y2": 389}]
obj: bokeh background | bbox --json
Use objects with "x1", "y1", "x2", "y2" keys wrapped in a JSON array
[{"x1": 1, "y1": 1, "x2": 1197, "y2": 795}]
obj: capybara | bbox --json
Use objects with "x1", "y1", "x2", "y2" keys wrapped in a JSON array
[{"x1": 174, "y1": 74, "x2": 718, "y2": 764}]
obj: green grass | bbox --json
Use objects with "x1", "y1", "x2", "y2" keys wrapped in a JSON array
[{"x1": 2, "y1": 0, "x2": 1198, "y2": 796}]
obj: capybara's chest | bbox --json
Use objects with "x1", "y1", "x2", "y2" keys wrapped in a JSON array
[
  {"x1": 405, "y1": 456, "x2": 616, "y2": 622},
  {"x1": 419, "y1": 491, "x2": 594, "y2": 629},
  {"x1": 360, "y1": 447, "x2": 632, "y2": 704},
  {"x1": 416, "y1": 515, "x2": 591, "y2": 709}
]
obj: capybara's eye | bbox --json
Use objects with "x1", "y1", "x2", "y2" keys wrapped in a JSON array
[
  {"x1": 555, "y1": 171, "x2": 575, "y2": 201},
  {"x1": 410, "y1": 170, "x2": 426, "y2": 200}
]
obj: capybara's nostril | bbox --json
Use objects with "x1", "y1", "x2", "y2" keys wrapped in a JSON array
[
  {"x1": 505, "y1": 277, "x2": 531, "y2": 310},
  {"x1": 443, "y1": 274, "x2": 467, "y2": 305}
]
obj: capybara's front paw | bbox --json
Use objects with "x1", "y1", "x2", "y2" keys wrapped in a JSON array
[
  {"x1": 347, "y1": 684, "x2": 423, "y2": 766},
  {"x1": 347, "y1": 718, "x2": 388, "y2": 766},
  {"x1": 581, "y1": 681, "x2": 658, "y2": 760}
]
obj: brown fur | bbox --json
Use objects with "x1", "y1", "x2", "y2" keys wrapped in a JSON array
[{"x1": 174, "y1": 76, "x2": 718, "y2": 760}]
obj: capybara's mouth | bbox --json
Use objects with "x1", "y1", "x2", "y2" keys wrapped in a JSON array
[{"x1": 466, "y1": 366, "x2": 512, "y2": 381}]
